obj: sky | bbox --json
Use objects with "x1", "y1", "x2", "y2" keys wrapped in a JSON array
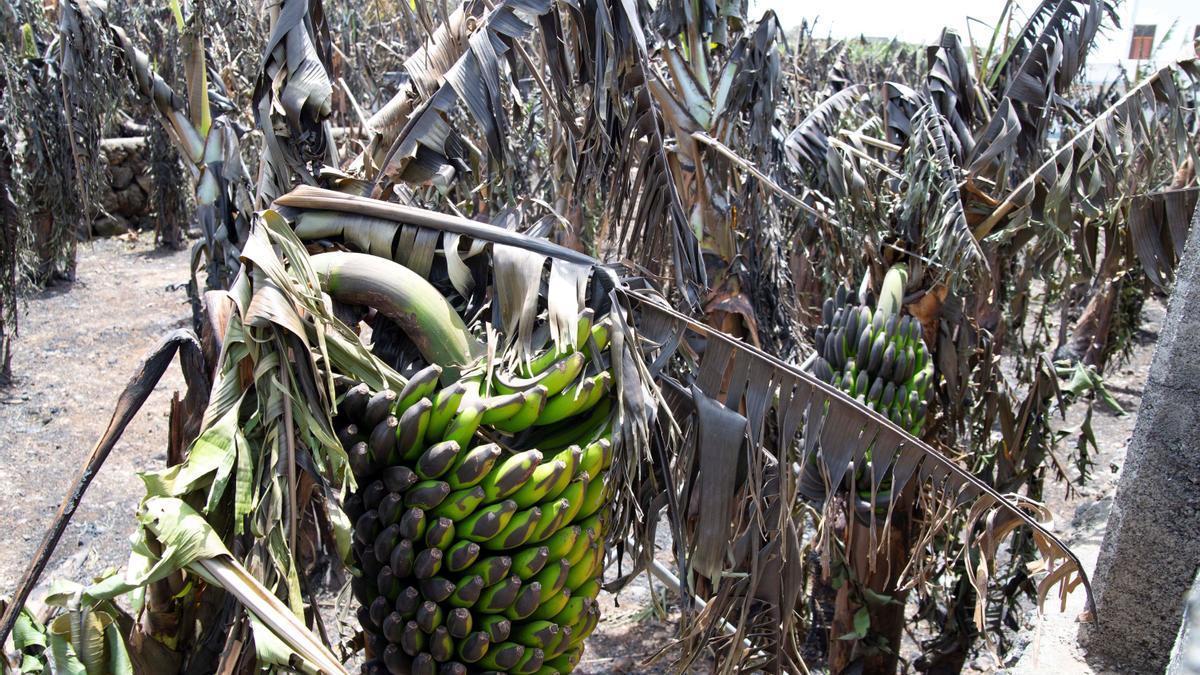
[{"x1": 750, "y1": 0, "x2": 1199, "y2": 80}]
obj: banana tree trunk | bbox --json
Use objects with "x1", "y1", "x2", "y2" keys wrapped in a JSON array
[
  {"x1": 1064, "y1": 228, "x2": 1128, "y2": 370},
  {"x1": 829, "y1": 502, "x2": 914, "y2": 675}
]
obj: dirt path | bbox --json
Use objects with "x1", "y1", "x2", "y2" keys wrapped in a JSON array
[
  {"x1": 0, "y1": 236, "x2": 192, "y2": 594},
  {"x1": 0, "y1": 239, "x2": 1160, "y2": 673}
]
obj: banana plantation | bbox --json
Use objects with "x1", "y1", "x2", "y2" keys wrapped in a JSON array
[{"x1": 0, "y1": 0, "x2": 1197, "y2": 673}]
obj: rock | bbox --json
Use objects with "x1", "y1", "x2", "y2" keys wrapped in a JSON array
[
  {"x1": 115, "y1": 185, "x2": 147, "y2": 215},
  {"x1": 92, "y1": 214, "x2": 130, "y2": 237},
  {"x1": 612, "y1": 656, "x2": 635, "y2": 672},
  {"x1": 109, "y1": 164, "x2": 134, "y2": 190}
]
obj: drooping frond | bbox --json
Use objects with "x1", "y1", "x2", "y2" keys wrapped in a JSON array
[
  {"x1": 897, "y1": 106, "x2": 988, "y2": 288},
  {"x1": 629, "y1": 295, "x2": 1091, "y2": 673},
  {"x1": 992, "y1": 0, "x2": 1117, "y2": 155},
  {"x1": 254, "y1": 0, "x2": 337, "y2": 201},
  {"x1": 976, "y1": 60, "x2": 1200, "y2": 242},
  {"x1": 784, "y1": 84, "x2": 867, "y2": 176}
]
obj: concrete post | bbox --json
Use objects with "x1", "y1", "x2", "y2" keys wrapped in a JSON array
[{"x1": 1085, "y1": 200, "x2": 1200, "y2": 672}]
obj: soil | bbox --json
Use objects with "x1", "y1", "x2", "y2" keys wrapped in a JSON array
[
  {"x1": 0, "y1": 235, "x2": 192, "y2": 594},
  {"x1": 0, "y1": 238, "x2": 1161, "y2": 674}
]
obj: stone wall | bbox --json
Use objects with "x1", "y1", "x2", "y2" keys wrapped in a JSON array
[{"x1": 94, "y1": 136, "x2": 153, "y2": 236}]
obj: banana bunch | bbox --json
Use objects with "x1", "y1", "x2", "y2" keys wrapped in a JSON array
[
  {"x1": 336, "y1": 310, "x2": 616, "y2": 675},
  {"x1": 810, "y1": 272, "x2": 932, "y2": 436}
]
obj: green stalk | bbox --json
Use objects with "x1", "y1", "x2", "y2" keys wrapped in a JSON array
[
  {"x1": 877, "y1": 264, "x2": 908, "y2": 318},
  {"x1": 309, "y1": 252, "x2": 483, "y2": 380}
]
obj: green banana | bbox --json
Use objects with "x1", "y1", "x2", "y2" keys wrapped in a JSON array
[
  {"x1": 463, "y1": 555, "x2": 513, "y2": 587},
  {"x1": 576, "y1": 509, "x2": 611, "y2": 543},
  {"x1": 415, "y1": 600, "x2": 444, "y2": 633},
  {"x1": 373, "y1": 523, "x2": 402, "y2": 563},
  {"x1": 424, "y1": 517, "x2": 455, "y2": 550},
  {"x1": 397, "y1": 506, "x2": 427, "y2": 541},
  {"x1": 444, "y1": 540, "x2": 481, "y2": 573},
  {"x1": 509, "y1": 458, "x2": 569, "y2": 509},
  {"x1": 368, "y1": 415, "x2": 399, "y2": 464},
  {"x1": 477, "y1": 642, "x2": 526, "y2": 671},
  {"x1": 381, "y1": 465, "x2": 417, "y2": 493},
  {"x1": 530, "y1": 586, "x2": 572, "y2": 621},
  {"x1": 431, "y1": 485, "x2": 487, "y2": 520},
  {"x1": 586, "y1": 317, "x2": 612, "y2": 357},
  {"x1": 542, "y1": 525, "x2": 580, "y2": 562},
  {"x1": 545, "y1": 646, "x2": 583, "y2": 673},
  {"x1": 577, "y1": 370, "x2": 614, "y2": 413},
  {"x1": 347, "y1": 441, "x2": 374, "y2": 479},
  {"x1": 377, "y1": 492, "x2": 405, "y2": 526},
  {"x1": 413, "y1": 548, "x2": 443, "y2": 580},
  {"x1": 566, "y1": 605, "x2": 600, "y2": 649},
  {"x1": 446, "y1": 575, "x2": 484, "y2": 608},
  {"x1": 520, "y1": 309, "x2": 596, "y2": 377},
  {"x1": 488, "y1": 385, "x2": 548, "y2": 434},
  {"x1": 368, "y1": 596, "x2": 391, "y2": 628},
  {"x1": 573, "y1": 577, "x2": 601, "y2": 600},
  {"x1": 549, "y1": 595, "x2": 591, "y2": 628},
  {"x1": 396, "y1": 364, "x2": 442, "y2": 413},
  {"x1": 445, "y1": 607, "x2": 473, "y2": 639},
  {"x1": 441, "y1": 399, "x2": 485, "y2": 449},
  {"x1": 541, "y1": 447, "x2": 582, "y2": 501},
  {"x1": 416, "y1": 440, "x2": 461, "y2": 479},
  {"x1": 376, "y1": 566, "x2": 401, "y2": 600},
  {"x1": 544, "y1": 625, "x2": 573, "y2": 660},
  {"x1": 479, "y1": 450, "x2": 543, "y2": 503},
  {"x1": 533, "y1": 557, "x2": 570, "y2": 597},
  {"x1": 459, "y1": 499, "x2": 519, "y2": 542},
  {"x1": 427, "y1": 626, "x2": 453, "y2": 663},
  {"x1": 417, "y1": 577, "x2": 455, "y2": 603},
  {"x1": 382, "y1": 644, "x2": 409, "y2": 674},
  {"x1": 354, "y1": 511, "x2": 381, "y2": 547},
  {"x1": 511, "y1": 545, "x2": 550, "y2": 579},
  {"x1": 479, "y1": 391, "x2": 529, "y2": 425},
  {"x1": 382, "y1": 611, "x2": 405, "y2": 643},
  {"x1": 505, "y1": 580, "x2": 544, "y2": 621},
  {"x1": 564, "y1": 527, "x2": 595, "y2": 567},
  {"x1": 339, "y1": 382, "x2": 370, "y2": 421},
  {"x1": 456, "y1": 631, "x2": 490, "y2": 663},
  {"x1": 527, "y1": 397, "x2": 612, "y2": 451},
  {"x1": 478, "y1": 614, "x2": 512, "y2": 644},
  {"x1": 399, "y1": 619, "x2": 425, "y2": 656},
  {"x1": 446, "y1": 443, "x2": 502, "y2": 490},
  {"x1": 427, "y1": 380, "x2": 471, "y2": 440},
  {"x1": 337, "y1": 422, "x2": 360, "y2": 450},
  {"x1": 484, "y1": 505, "x2": 542, "y2": 550},
  {"x1": 528, "y1": 498, "x2": 572, "y2": 543},
  {"x1": 396, "y1": 398, "x2": 434, "y2": 461},
  {"x1": 395, "y1": 586, "x2": 421, "y2": 617},
  {"x1": 534, "y1": 378, "x2": 595, "y2": 427},
  {"x1": 476, "y1": 575, "x2": 522, "y2": 613},
  {"x1": 511, "y1": 645, "x2": 546, "y2": 674},
  {"x1": 405, "y1": 480, "x2": 450, "y2": 510},
  {"x1": 363, "y1": 389, "x2": 397, "y2": 429},
  {"x1": 574, "y1": 472, "x2": 609, "y2": 521},
  {"x1": 411, "y1": 652, "x2": 435, "y2": 674},
  {"x1": 495, "y1": 351, "x2": 585, "y2": 398},
  {"x1": 577, "y1": 438, "x2": 612, "y2": 481},
  {"x1": 512, "y1": 620, "x2": 561, "y2": 650},
  {"x1": 566, "y1": 542, "x2": 604, "y2": 590}
]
